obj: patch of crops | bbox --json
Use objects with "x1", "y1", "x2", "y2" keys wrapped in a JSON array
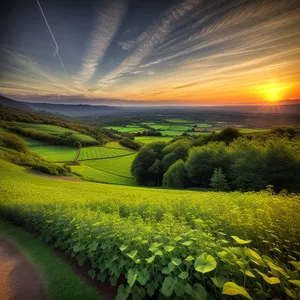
[
  {"x1": 166, "y1": 119, "x2": 194, "y2": 123},
  {"x1": 135, "y1": 137, "x2": 172, "y2": 144},
  {"x1": 149, "y1": 124, "x2": 171, "y2": 130},
  {"x1": 191, "y1": 123, "x2": 211, "y2": 128},
  {"x1": 78, "y1": 146, "x2": 132, "y2": 160},
  {"x1": 169, "y1": 125, "x2": 192, "y2": 131},
  {"x1": 82, "y1": 154, "x2": 136, "y2": 178},
  {"x1": 1, "y1": 159, "x2": 299, "y2": 300},
  {"x1": 71, "y1": 164, "x2": 136, "y2": 186},
  {"x1": 118, "y1": 127, "x2": 145, "y2": 133},
  {"x1": 105, "y1": 141, "x2": 129, "y2": 149},
  {"x1": 160, "y1": 130, "x2": 186, "y2": 136},
  {"x1": 29, "y1": 145, "x2": 77, "y2": 162}
]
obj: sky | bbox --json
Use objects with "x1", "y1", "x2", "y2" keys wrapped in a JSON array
[{"x1": 0, "y1": 0, "x2": 300, "y2": 106}]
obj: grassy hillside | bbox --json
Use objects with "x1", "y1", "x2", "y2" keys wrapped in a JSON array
[{"x1": 1, "y1": 159, "x2": 299, "y2": 299}]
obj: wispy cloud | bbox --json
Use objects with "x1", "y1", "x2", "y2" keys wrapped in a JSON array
[
  {"x1": 73, "y1": 0, "x2": 126, "y2": 87},
  {"x1": 98, "y1": 0, "x2": 201, "y2": 86}
]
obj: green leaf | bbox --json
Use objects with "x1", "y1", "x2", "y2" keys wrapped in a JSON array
[
  {"x1": 194, "y1": 253, "x2": 217, "y2": 274},
  {"x1": 256, "y1": 270, "x2": 280, "y2": 285},
  {"x1": 246, "y1": 248, "x2": 266, "y2": 267},
  {"x1": 194, "y1": 284, "x2": 207, "y2": 300},
  {"x1": 211, "y1": 277, "x2": 227, "y2": 288},
  {"x1": 162, "y1": 267, "x2": 170, "y2": 274},
  {"x1": 160, "y1": 276, "x2": 176, "y2": 297},
  {"x1": 289, "y1": 280, "x2": 300, "y2": 287},
  {"x1": 174, "y1": 279, "x2": 185, "y2": 297},
  {"x1": 182, "y1": 241, "x2": 193, "y2": 246},
  {"x1": 127, "y1": 250, "x2": 137, "y2": 260},
  {"x1": 119, "y1": 244, "x2": 128, "y2": 252},
  {"x1": 244, "y1": 270, "x2": 256, "y2": 278},
  {"x1": 222, "y1": 282, "x2": 253, "y2": 300},
  {"x1": 285, "y1": 287, "x2": 298, "y2": 299},
  {"x1": 127, "y1": 268, "x2": 138, "y2": 287},
  {"x1": 137, "y1": 268, "x2": 150, "y2": 285},
  {"x1": 171, "y1": 258, "x2": 182, "y2": 266},
  {"x1": 145, "y1": 256, "x2": 155, "y2": 263},
  {"x1": 231, "y1": 236, "x2": 252, "y2": 245},
  {"x1": 266, "y1": 261, "x2": 289, "y2": 278},
  {"x1": 185, "y1": 255, "x2": 195, "y2": 262},
  {"x1": 178, "y1": 272, "x2": 188, "y2": 279},
  {"x1": 289, "y1": 261, "x2": 300, "y2": 271},
  {"x1": 116, "y1": 284, "x2": 131, "y2": 300},
  {"x1": 164, "y1": 245, "x2": 174, "y2": 252}
]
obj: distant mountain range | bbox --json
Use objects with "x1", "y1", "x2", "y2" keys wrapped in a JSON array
[{"x1": 0, "y1": 95, "x2": 299, "y2": 117}]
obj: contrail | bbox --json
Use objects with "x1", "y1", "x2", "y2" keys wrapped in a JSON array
[{"x1": 36, "y1": 0, "x2": 69, "y2": 78}]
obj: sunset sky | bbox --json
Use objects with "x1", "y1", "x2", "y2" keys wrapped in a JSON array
[{"x1": 0, "y1": 0, "x2": 300, "y2": 105}]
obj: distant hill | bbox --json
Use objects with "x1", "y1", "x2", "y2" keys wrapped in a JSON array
[
  {"x1": 0, "y1": 95, "x2": 33, "y2": 111},
  {"x1": 26, "y1": 102, "x2": 124, "y2": 117}
]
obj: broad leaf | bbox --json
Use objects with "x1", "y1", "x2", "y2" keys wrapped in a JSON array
[
  {"x1": 194, "y1": 253, "x2": 217, "y2": 274},
  {"x1": 222, "y1": 282, "x2": 253, "y2": 300},
  {"x1": 178, "y1": 271, "x2": 188, "y2": 279},
  {"x1": 231, "y1": 236, "x2": 252, "y2": 245},
  {"x1": 127, "y1": 268, "x2": 138, "y2": 287},
  {"x1": 160, "y1": 276, "x2": 176, "y2": 297},
  {"x1": 256, "y1": 270, "x2": 280, "y2": 284}
]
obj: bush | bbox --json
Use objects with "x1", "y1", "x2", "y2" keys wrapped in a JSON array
[
  {"x1": 0, "y1": 132, "x2": 28, "y2": 152},
  {"x1": 120, "y1": 138, "x2": 142, "y2": 150},
  {"x1": 210, "y1": 168, "x2": 230, "y2": 191},
  {"x1": 73, "y1": 141, "x2": 82, "y2": 149}
]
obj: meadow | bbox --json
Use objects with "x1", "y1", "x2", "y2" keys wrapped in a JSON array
[
  {"x1": 30, "y1": 145, "x2": 77, "y2": 162},
  {"x1": 1, "y1": 159, "x2": 299, "y2": 300},
  {"x1": 77, "y1": 146, "x2": 133, "y2": 161}
]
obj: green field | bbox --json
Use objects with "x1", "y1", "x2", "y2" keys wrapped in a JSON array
[
  {"x1": 169, "y1": 125, "x2": 192, "y2": 131},
  {"x1": 71, "y1": 164, "x2": 136, "y2": 185},
  {"x1": 118, "y1": 127, "x2": 145, "y2": 133},
  {"x1": 135, "y1": 136, "x2": 173, "y2": 144},
  {"x1": 149, "y1": 124, "x2": 171, "y2": 130},
  {"x1": 1, "y1": 159, "x2": 299, "y2": 300},
  {"x1": 78, "y1": 146, "x2": 132, "y2": 160},
  {"x1": 105, "y1": 141, "x2": 129, "y2": 149},
  {"x1": 30, "y1": 145, "x2": 77, "y2": 162},
  {"x1": 192, "y1": 123, "x2": 212, "y2": 128},
  {"x1": 83, "y1": 154, "x2": 136, "y2": 178}
]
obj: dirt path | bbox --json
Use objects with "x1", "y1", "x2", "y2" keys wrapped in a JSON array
[{"x1": 0, "y1": 237, "x2": 46, "y2": 300}]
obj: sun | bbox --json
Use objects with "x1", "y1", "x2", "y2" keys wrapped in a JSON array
[{"x1": 257, "y1": 82, "x2": 290, "y2": 103}]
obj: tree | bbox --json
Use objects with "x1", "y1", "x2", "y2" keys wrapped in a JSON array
[
  {"x1": 163, "y1": 159, "x2": 188, "y2": 188},
  {"x1": 74, "y1": 141, "x2": 82, "y2": 149},
  {"x1": 217, "y1": 128, "x2": 241, "y2": 144},
  {"x1": 148, "y1": 159, "x2": 163, "y2": 185},
  {"x1": 210, "y1": 168, "x2": 230, "y2": 191}
]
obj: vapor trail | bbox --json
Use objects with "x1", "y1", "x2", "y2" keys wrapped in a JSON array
[{"x1": 36, "y1": 0, "x2": 69, "y2": 78}]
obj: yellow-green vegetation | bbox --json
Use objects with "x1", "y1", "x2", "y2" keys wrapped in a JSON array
[
  {"x1": 105, "y1": 141, "x2": 129, "y2": 149},
  {"x1": 0, "y1": 220, "x2": 103, "y2": 300},
  {"x1": 1, "y1": 159, "x2": 299, "y2": 300},
  {"x1": 30, "y1": 145, "x2": 77, "y2": 162},
  {"x1": 135, "y1": 136, "x2": 172, "y2": 144},
  {"x1": 71, "y1": 164, "x2": 136, "y2": 185},
  {"x1": 78, "y1": 146, "x2": 133, "y2": 160},
  {"x1": 8, "y1": 121, "x2": 97, "y2": 144}
]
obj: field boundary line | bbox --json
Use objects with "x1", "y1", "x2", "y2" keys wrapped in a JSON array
[{"x1": 78, "y1": 152, "x2": 135, "y2": 162}]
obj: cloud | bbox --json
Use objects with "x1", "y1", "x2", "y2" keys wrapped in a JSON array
[{"x1": 73, "y1": 0, "x2": 126, "y2": 87}]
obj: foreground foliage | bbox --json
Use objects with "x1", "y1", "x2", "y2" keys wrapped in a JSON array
[{"x1": 1, "y1": 160, "x2": 299, "y2": 299}]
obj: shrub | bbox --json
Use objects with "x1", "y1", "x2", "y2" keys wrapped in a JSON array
[{"x1": 0, "y1": 132, "x2": 28, "y2": 152}]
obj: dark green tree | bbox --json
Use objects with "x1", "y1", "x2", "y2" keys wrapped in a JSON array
[
  {"x1": 163, "y1": 159, "x2": 188, "y2": 188},
  {"x1": 210, "y1": 168, "x2": 230, "y2": 191}
]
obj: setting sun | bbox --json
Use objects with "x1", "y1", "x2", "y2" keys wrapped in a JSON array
[{"x1": 258, "y1": 82, "x2": 291, "y2": 103}]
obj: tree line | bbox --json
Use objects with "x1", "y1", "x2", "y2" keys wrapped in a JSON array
[{"x1": 131, "y1": 128, "x2": 300, "y2": 193}]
